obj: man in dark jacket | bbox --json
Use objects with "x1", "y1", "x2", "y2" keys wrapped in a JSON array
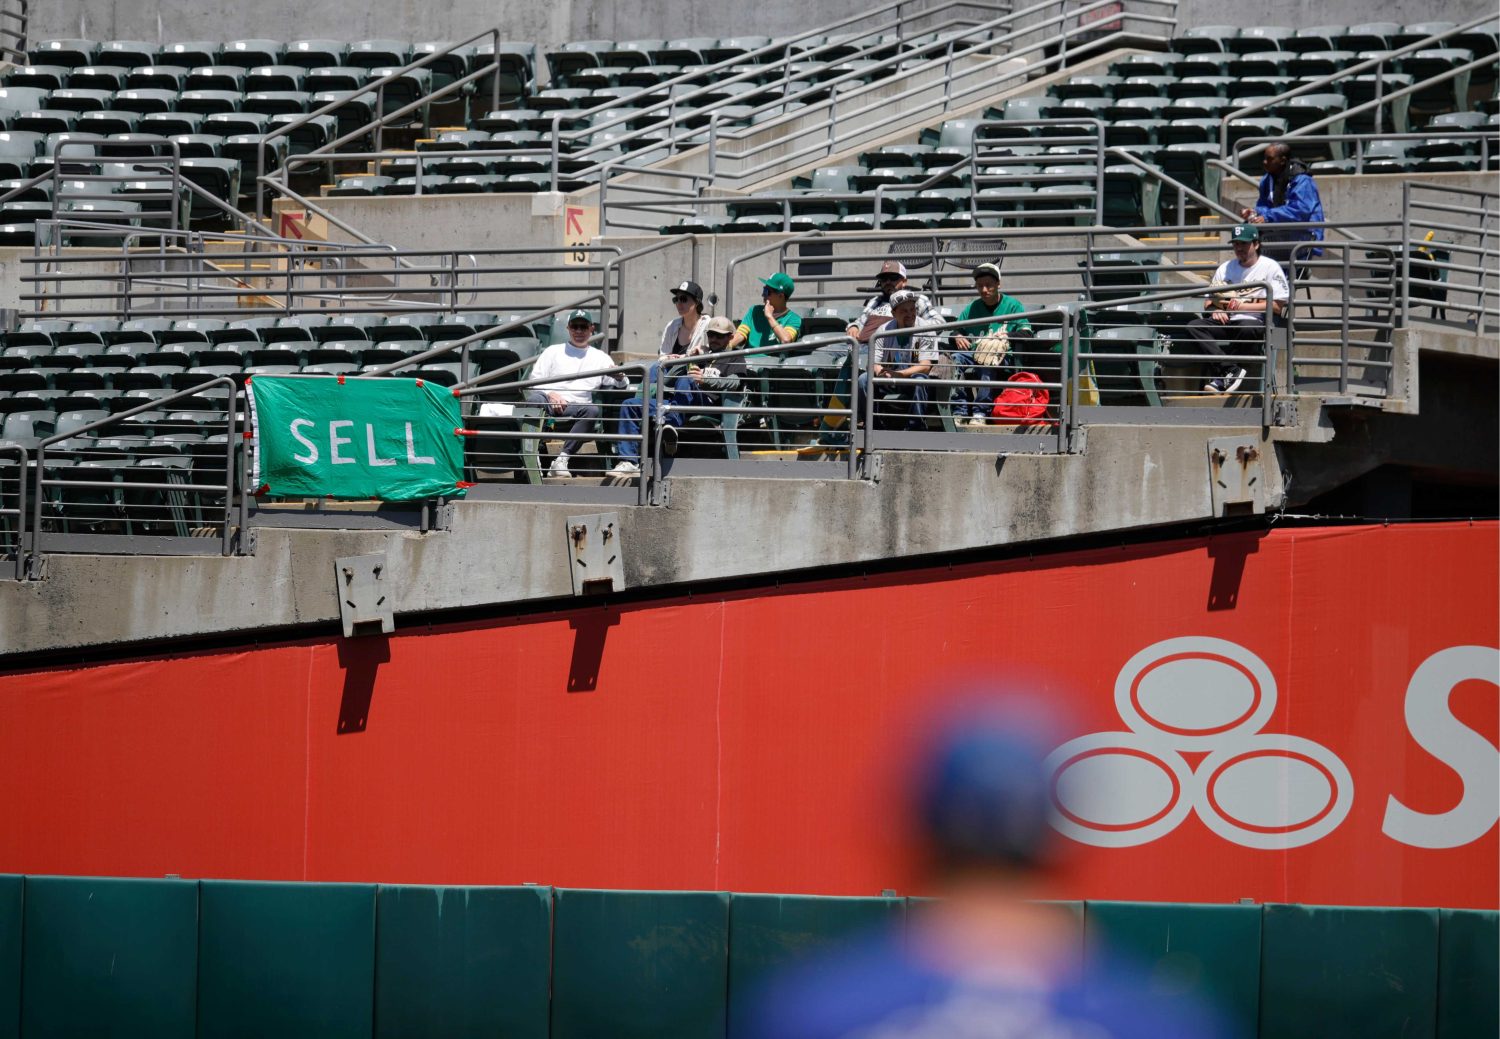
[{"x1": 1240, "y1": 141, "x2": 1325, "y2": 268}]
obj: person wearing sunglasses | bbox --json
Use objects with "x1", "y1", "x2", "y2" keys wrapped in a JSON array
[
  {"x1": 727, "y1": 271, "x2": 801, "y2": 351},
  {"x1": 612, "y1": 315, "x2": 745, "y2": 476},
  {"x1": 526, "y1": 309, "x2": 627, "y2": 478},
  {"x1": 845, "y1": 260, "x2": 941, "y2": 343},
  {"x1": 660, "y1": 279, "x2": 708, "y2": 359}
]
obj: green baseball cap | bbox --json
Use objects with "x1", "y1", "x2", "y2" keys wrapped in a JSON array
[
  {"x1": 1230, "y1": 223, "x2": 1260, "y2": 242},
  {"x1": 566, "y1": 309, "x2": 596, "y2": 326},
  {"x1": 759, "y1": 272, "x2": 795, "y2": 297}
]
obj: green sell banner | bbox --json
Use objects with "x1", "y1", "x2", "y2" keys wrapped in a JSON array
[{"x1": 247, "y1": 375, "x2": 468, "y2": 500}]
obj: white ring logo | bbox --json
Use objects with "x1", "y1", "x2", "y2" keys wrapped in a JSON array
[{"x1": 1046, "y1": 637, "x2": 1353, "y2": 850}]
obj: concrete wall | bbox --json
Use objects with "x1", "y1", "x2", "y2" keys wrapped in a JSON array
[
  {"x1": 0, "y1": 418, "x2": 1285, "y2": 656},
  {"x1": 27, "y1": 0, "x2": 1489, "y2": 50}
]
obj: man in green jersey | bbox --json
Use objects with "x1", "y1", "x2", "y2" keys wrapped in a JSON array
[
  {"x1": 951, "y1": 262, "x2": 1033, "y2": 426},
  {"x1": 728, "y1": 271, "x2": 802, "y2": 351}
]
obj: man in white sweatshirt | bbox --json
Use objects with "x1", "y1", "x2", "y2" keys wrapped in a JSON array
[{"x1": 526, "y1": 309, "x2": 626, "y2": 477}]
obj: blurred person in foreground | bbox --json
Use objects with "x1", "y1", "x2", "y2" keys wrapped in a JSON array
[{"x1": 744, "y1": 698, "x2": 1240, "y2": 1039}]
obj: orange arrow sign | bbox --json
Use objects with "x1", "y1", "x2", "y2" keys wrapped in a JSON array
[
  {"x1": 565, "y1": 206, "x2": 584, "y2": 236},
  {"x1": 278, "y1": 211, "x2": 305, "y2": 239}
]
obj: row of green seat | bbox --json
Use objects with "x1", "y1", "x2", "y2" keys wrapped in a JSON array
[{"x1": 0, "y1": 875, "x2": 1492, "y2": 1038}]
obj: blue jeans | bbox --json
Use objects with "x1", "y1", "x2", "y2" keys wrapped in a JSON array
[
  {"x1": 617, "y1": 374, "x2": 714, "y2": 460},
  {"x1": 951, "y1": 351, "x2": 1010, "y2": 419}
]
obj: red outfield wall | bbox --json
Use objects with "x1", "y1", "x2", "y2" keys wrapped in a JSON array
[{"x1": 0, "y1": 523, "x2": 1495, "y2": 907}]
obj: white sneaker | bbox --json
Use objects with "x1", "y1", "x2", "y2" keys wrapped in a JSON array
[
  {"x1": 548, "y1": 453, "x2": 572, "y2": 478},
  {"x1": 1204, "y1": 367, "x2": 1247, "y2": 394},
  {"x1": 965, "y1": 415, "x2": 989, "y2": 428},
  {"x1": 611, "y1": 459, "x2": 640, "y2": 475}
]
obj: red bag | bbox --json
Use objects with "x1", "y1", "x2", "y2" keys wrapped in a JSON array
[{"x1": 990, "y1": 370, "x2": 1050, "y2": 423}]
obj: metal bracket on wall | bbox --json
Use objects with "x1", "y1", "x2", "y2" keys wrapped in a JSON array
[
  {"x1": 335, "y1": 552, "x2": 395, "y2": 637},
  {"x1": 1208, "y1": 435, "x2": 1267, "y2": 517},
  {"x1": 566, "y1": 512, "x2": 624, "y2": 595},
  {"x1": 1272, "y1": 398, "x2": 1299, "y2": 427}
]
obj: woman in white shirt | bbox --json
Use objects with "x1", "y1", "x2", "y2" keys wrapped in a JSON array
[{"x1": 659, "y1": 279, "x2": 708, "y2": 357}]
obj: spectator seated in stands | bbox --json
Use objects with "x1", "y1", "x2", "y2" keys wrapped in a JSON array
[
  {"x1": 612, "y1": 315, "x2": 742, "y2": 475},
  {"x1": 949, "y1": 262, "x2": 1034, "y2": 427},
  {"x1": 1188, "y1": 223, "x2": 1288, "y2": 394},
  {"x1": 1240, "y1": 141, "x2": 1325, "y2": 268},
  {"x1": 868, "y1": 289, "x2": 942, "y2": 429},
  {"x1": 727, "y1": 271, "x2": 802, "y2": 351},
  {"x1": 526, "y1": 309, "x2": 626, "y2": 478},
  {"x1": 660, "y1": 278, "x2": 709, "y2": 357},
  {"x1": 846, "y1": 260, "x2": 942, "y2": 342}
]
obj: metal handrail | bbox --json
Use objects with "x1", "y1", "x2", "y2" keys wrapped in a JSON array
[
  {"x1": 454, "y1": 355, "x2": 655, "y2": 505},
  {"x1": 0, "y1": 440, "x2": 24, "y2": 580},
  {"x1": 256, "y1": 27, "x2": 507, "y2": 220},
  {"x1": 0, "y1": 0, "x2": 26, "y2": 64},
  {"x1": 1215, "y1": 14, "x2": 1500, "y2": 160},
  {"x1": 19, "y1": 243, "x2": 623, "y2": 321},
  {"x1": 1078, "y1": 280, "x2": 1282, "y2": 425},
  {"x1": 27, "y1": 376, "x2": 244, "y2": 571},
  {"x1": 1401, "y1": 182, "x2": 1499, "y2": 329},
  {"x1": 369, "y1": 295, "x2": 610, "y2": 383},
  {"x1": 695, "y1": 0, "x2": 1177, "y2": 186},
  {"x1": 542, "y1": 0, "x2": 1013, "y2": 187}
]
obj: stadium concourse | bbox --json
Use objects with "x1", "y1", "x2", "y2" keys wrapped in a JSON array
[{"x1": 0, "y1": 0, "x2": 1495, "y2": 1036}]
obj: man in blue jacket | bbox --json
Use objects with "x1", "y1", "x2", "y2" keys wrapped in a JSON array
[{"x1": 1240, "y1": 141, "x2": 1324, "y2": 269}]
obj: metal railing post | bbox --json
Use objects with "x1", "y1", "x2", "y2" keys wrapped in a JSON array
[
  {"x1": 1059, "y1": 305, "x2": 1074, "y2": 452},
  {"x1": 647, "y1": 363, "x2": 665, "y2": 506},
  {"x1": 1401, "y1": 183, "x2": 1412, "y2": 328},
  {"x1": 846, "y1": 336, "x2": 860, "y2": 480}
]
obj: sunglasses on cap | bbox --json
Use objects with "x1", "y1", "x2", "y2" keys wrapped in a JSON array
[{"x1": 706, "y1": 330, "x2": 732, "y2": 338}]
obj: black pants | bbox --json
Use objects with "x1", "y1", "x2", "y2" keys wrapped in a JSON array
[
  {"x1": 524, "y1": 392, "x2": 600, "y2": 456},
  {"x1": 1185, "y1": 316, "x2": 1266, "y2": 364}
]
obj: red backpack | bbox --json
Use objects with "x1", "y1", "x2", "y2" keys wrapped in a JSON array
[{"x1": 991, "y1": 370, "x2": 1050, "y2": 423}]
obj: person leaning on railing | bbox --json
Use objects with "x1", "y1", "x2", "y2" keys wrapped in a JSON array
[
  {"x1": 1189, "y1": 224, "x2": 1289, "y2": 395},
  {"x1": 611, "y1": 315, "x2": 745, "y2": 476},
  {"x1": 949, "y1": 262, "x2": 1034, "y2": 428},
  {"x1": 1240, "y1": 141, "x2": 1325, "y2": 270}
]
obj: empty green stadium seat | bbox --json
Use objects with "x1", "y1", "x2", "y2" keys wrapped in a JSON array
[
  {"x1": 1336, "y1": 23, "x2": 1402, "y2": 53},
  {"x1": 1231, "y1": 26, "x2": 1297, "y2": 52},
  {"x1": 1175, "y1": 25, "x2": 1239, "y2": 54}
]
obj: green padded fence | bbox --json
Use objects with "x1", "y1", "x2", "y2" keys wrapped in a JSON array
[
  {"x1": 1437, "y1": 908, "x2": 1498, "y2": 1039},
  {"x1": 550, "y1": 888, "x2": 731, "y2": 1039},
  {"x1": 374, "y1": 884, "x2": 552, "y2": 1039},
  {"x1": 197, "y1": 880, "x2": 376, "y2": 1039},
  {"x1": 21, "y1": 875, "x2": 198, "y2": 1039},
  {"x1": 0, "y1": 875, "x2": 1494, "y2": 1038},
  {"x1": 0, "y1": 876, "x2": 19, "y2": 1039},
  {"x1": 1260, "y1": 903, "x2": 1441, "y2": 1039},
  {"x1": 726, "y1": 894, "x2": 904, "y2": 1039},
  {"x1": 1085, "y1": 899, "x2": 1263, "y2": 1032}
]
